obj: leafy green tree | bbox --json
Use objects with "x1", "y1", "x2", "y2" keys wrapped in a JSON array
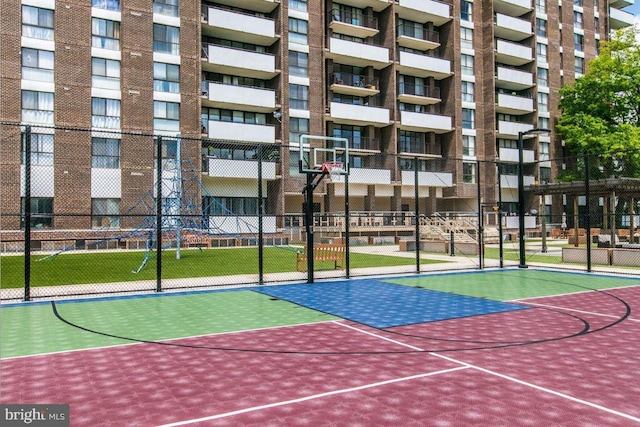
[{"x1": 557, "y1": 26, "x2": 640, "y2": 178}]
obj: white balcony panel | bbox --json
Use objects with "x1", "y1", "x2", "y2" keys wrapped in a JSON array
[
  {"x1": 496, "y1": 93, "x2": 534, "y2": 114},
  {"x1": 609, "y1": 7, "x2": 634, "y2": 29},
  {"x1": 207, "y1": 215, "x2": 276, "y2": 233},
  {"x1": 91, "y1": 168, "x2": 122, "y2": 198},
  {"x1": 207, "y1": 120, "x2": 275, "y2": 143},
  {"x1": 333, "y1": 0, "x2": 390, "y2": 12},
  {"x1": 504, "y1": 215, "x2": 537, "y2": 229},
  {"x1": 203, "y1": 45, "x2": 279, "y2": 79},
  {"x1": 493, "y1": 0, "x2": 533, "y2": 16},
  {"x1": 497, "y1": 120, "x2": 534, "y2": 137},
  {"x1": 496, "y1": 66, "x2": 534, "y2": 90},
  {"x1": 401, "y1": 170, "x2": 453, "y2": 187},
  {"x1": 327, "y1": 38, "x2": 390, "y2": 69},
  {"x1": 212, "y1": 0, "x2": 279, "y2": 13},
  {"x1": 495, "y1": 39, "x2": 533, "y2": 66},
  {"x1": 501, "y1": 174, "x2": 536, "y2": 189},
  {"x1": 331, "y1": 168, "x2": 390, "y2": 185},
  {"x1": 396, "y1": 0, "x2": 451, "y2": 26},
  {"x1": 397, "y1": 51, "x2": 451, "y2": 79},
  {"x1": 329, "y1": 20, "x2": 379, "y2": 39},
  {"x1": 206, "y1": 7, "x2": 278, "y2": 45},
  {"x1": 498, "y1": 147, "x2": 535, "y2": 163},
  {"x1": 204, "y1": 83, "x2": 276, "y2": 112},
  {"x1": 208, "y1": 158, "x2": 276, "y2": 180},
  {"x1": 399, "y1": 111, "x2": 452, "y2": 133},
  {"x1": 21, "y1": 165, "x2": 54, "y2": 197},
  {"x1": 609, "y1": 0, "x2": 634, "y2": 8},
  {"x1": 397, "y1": 34, "x2": 440, "y2": 51},
  {"x1": 494, "y1": 13, "x2": 532, "y2": 41},
  {"x1": 329, "y1": 102, "x2": 390, "y2": 126}
]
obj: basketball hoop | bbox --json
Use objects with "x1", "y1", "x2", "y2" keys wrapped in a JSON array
[{"x1": 322, "y1": 161, "x2": 344, "y2": 182}]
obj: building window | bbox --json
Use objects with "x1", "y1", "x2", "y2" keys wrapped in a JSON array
[
  {"x1": 154, "y1": 62, "x2": 180, "y2": 93},
  {"x1": 537, "y1": 68, "x2": 548, "y2": 86},
  {"x1": 539, "y1": 142, "x2": 550, "y2": 162},
  {"x1": 202, "y1": 108, "x2": 266, "y2": 125},
  {"x1": 537, "y1": 43, "x2": 548, "y2": 62},
  {"x1": 289, "y1": 117, "x2": 309, "y2": 145},
  {"x1": 573, "y1": 0, "x2": 582, "y2": 6},
  {"x1": 461, "y1": 81, "x2": 474, "y2": 102},
  {"x1": 22, "y1": 49, "x2": 54, "y2": 83},
  {"x1": 153, "y1": 0, "x2": 179, "y2": 17},
  {"x1": 22, "y1": 90, "x2": 54, "y2": 125},
  {"x1": 22, "y1": 133, "x2": 54, "y2": 166},
  {"x1": 538, "y1": 117, "x2": 549, "y2": 130},
  {"x1": 22, "y1": 6, "x2": 54, "y2": 41},
  {"x1": 575, "y1": 57, "x2": 584, "y2": 74},
  {"x1": 460, "y1": 0, "x2": 472, "y2": 21},
  {"x1": 461, "y1": 54, "x2": 474, "y2": 75},
  {"x1": 289, "y1": 51, "x2": 309, "y2": 77},
  {"x1": 92, "y1": 198, "x2": 120, "y2": 229},
  {"x1": 573, "y1": 11, "x2": 583, "y2": 30},
  {"x1": 289, "y1": 84, "x2": 309, "y2": 110},
  {"x1": 463, "y1": 162, "x2": 476, "y2": 184},
  {"x1": 153, "y1": 24, "x2": 180, "y2": 55},
  {"x1": 21, "y1": 197, "x2": 54, "y2": 229},
  {"x1": 536, "y1": 0, "x2": 546, "y2": 14},
  {"x1": 290, "y1": 0, "x2": 308, "y2": 12},
  {"x1": 536, "y1": 18, "x2": 547, "y2": 38},
  {"x1": 92, "y1": 0, "x2": 120, "y2": 11},
  {"x1": 92, "y1": 18, "x2": 120, "y2": 50},
  {"x1": 462, "y1": 108, "x2": 475, "y2": 129},
  {"x1": 92, "y1": 137, "x2": 120, "y2": 168},
  {"x1": 594, "y1": 17, "x2": 599, "y2": 33},
  {"x1": 289, "y1": 18, "x2": 308, "y2": 45},
  {"x1": 154, "y1": 101, "x2": 180, "y2": 132},
  {"x1": 537, "y1": 92, "x2": 549, "y2": 113},
  {"x1": 574, "y1": 33, "x2": 584, "y2": 52},
  {"x1": 206, "y1": 197, "x2": 260, "y2": 216},
  {"x1": 92, "y1": 98, "x2": 121, "y2": 129},
  {"x1": 460, "y1": 27, "x2": 473, "y2": 49},
  {"x1": 462, "y1": 135, "x2": 475, "y2": 156},
  {"x1": 333, "y1": 124, "x2": 365, "y2": 150},
  {"x1": 92, "y1": 58, "x2": 120, "y2": 90}
]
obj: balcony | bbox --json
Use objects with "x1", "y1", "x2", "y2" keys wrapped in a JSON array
[
  {"x1": 496, "y1": 120, "x2": 533, "y2": 138},
  {"x1": 498, "y1": 147, "x2": 535, "y2": 163},
  {"x1": 401, "y1": 170, "x2": 453, "y2": 187},
  {"x1": 399, "y1": 111, "x2": 452, "y2": 133},
  {"x1": 609, "y1": 7, "x2": 634, "y2": 29},
  {"x1": 331, "y1": 0, "x2": 389, "y2": 12},
  {"x1": 328, "y1": 102, "x2": 390, "y2": 126},
  {"x1": 398, "y1": 83, "x2": 441, "y2": 105},
  {"x1": 202, "y1": 6, "x2": 278, "y2": 45},
  {"x1": 609, "y1": 0, "x2": 634, "y2": 8},
  {"x1": 495, "y1": 39, "x2": 533, "y2": 66},
  {"x1": 500, "y1": 174, "x2": 535, "y2": 189},
  {"x1": 494, "y1": 13, "x2": 532, "y2": 42},
  {"x1": 493, "y1": 0, "x2": 533, "y2": 16},
  {"x1": 397, "y1": 25, "x2": 440, "y2": 51},
  {"x1": 327, "y1": 37, "x2": 390, "y2": 69},
  {"x1": 331, "y1": 167, "x2": 391, "y2": 184},
  {"x1": 496, "y1": 92, "x2": 534, "y2": 114},
  {"x1": 210, "y1": 0, "x2": 279, "y2": 13},
  {"x1": 397, "y1": 51, "x2": 451, "y2": 79},
  {"x1": 495, "y1": 66, "x2": 534, "y2": 90},
  {"x1": 207, "y1": 158, "x2": 276, "y2": 180},
  {"x1": 202, "y1": 82, "x2": 277, "y2": 113},
  {"x1": 202, "y1": 44, "x2": 279, "y2": 79},
  {"x1": 205, "y1": 120, "x2": 276, "y2": 143},
  {"x1": 328, "y1": 9, "x2": 379, "y2": 39},
  {"x1": 395, "y1": 0, "x2": 451, "y2": 26},
  {"x1": 330, "y1": 73, "x2": 380, "y2": 97}
]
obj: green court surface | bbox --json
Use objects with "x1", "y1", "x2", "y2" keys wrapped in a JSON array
[
  {"x1": 0, "y1": 291, "x2": 337, "y2": 358},
  {"x1": 387, "y1": 269, "x2": 639, "y2": 300}
]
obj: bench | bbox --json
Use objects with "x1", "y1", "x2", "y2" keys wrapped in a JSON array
[{"x1": 296, "y1": 243, "x2": 345, "y2": 272}]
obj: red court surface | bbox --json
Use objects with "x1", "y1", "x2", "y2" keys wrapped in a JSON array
[{"x1": 2, "y1": 287, "x2": 640, "y2": 426}]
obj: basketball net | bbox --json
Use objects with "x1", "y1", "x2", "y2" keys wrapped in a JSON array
[{"x1": 322, "y1": 161, "x2": 344, "y2": 182}]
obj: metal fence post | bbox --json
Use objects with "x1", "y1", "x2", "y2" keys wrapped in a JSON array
[
  {"x1": 23, "y1": 125, "x2": 32, "y2": 301},
  {"x1": 156, "y1": 135, "x2": 163, "y2": 292},
  {"x1": 258, "y1": 144, "x2": 264, "y2": 285},
  {"x1": 414, "y1": 157, "x2": 420, "y2": 273}
]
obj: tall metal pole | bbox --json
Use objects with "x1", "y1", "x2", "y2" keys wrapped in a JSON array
[
  {"x1": 476, "y1": 159, "x2": 483, "y2": 269},
  {"x1": 304, "y1": 173, "x2": 315, "y2": 283},
  {"x1": 156, "y1": 135, "x2": 163, "y2": 292},
  {"x1": 497, "y1": 162, "x2": 504, "y2": 268},
  {"x1": 344, "y1": 171, "x2": 350, "y2": 278},
  {"x1": 258, "y1": 145, "x2": 264, "y2": 285},
  {"x1": 517, "y1": 131, "x2": 527, "y2": 268},
  {"x1": 584, "y1": 152, "x2": 591, "y2": 272},
  {"x1": 414, "y1": 157, "x2": 420, "y2": 273},
  {"x1": 23, "y1": 125, "x2": 32, "y2": 301}
]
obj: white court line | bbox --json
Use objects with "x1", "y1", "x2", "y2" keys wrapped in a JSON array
[
  {"x1": 156, "y1": 366, "x2": 470, "y2": 427},
  {"x1": 334, "y1": 321, "x2": 425, "y2": 351},
  {"x1": 520, "y1": 301, "x2": 639, "y2": 322}
]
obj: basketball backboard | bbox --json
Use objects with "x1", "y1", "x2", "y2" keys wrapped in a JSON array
[{"x1": 298, "y1": 135, "x2": 349, "y2": 175}]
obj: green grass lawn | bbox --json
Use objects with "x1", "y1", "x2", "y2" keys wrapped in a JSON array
[
  {"x1": 1, "y1": 247, "x2": 444, "y2": 288},
  {"x1": 483, "y1": 247, "x2": 563, "y2": 264}
]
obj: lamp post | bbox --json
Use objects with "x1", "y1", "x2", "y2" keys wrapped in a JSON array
[{"x1": 518, "y1": 128, "x2": 550, "y2": 268}]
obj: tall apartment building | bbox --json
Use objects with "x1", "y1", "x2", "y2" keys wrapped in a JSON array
[{"x1": 0, "y1": 0, "x2": 634, "y2": 234}]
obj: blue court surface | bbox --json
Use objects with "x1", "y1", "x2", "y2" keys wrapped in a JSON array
[{"x1": 254, "y1": 279, "x2": 529, "y2": 328}]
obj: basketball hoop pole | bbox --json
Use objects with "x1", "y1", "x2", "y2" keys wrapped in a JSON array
[{"x1": 302, "y1": 170, "x2": 328, "y2": 283}]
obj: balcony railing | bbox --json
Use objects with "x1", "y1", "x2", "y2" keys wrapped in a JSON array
[
  {"x1": 330, "y1": 72, "x2": 379, "y2": 89},
  {"x1": 396, "y1": 25, "x2": 439, "y2": 44},
  {"x1": 329, "y1": 9, "x2": 378, "y2": 30},
  {"x1": 398, "y1": 82, "x2": 440, "y2": 99}
]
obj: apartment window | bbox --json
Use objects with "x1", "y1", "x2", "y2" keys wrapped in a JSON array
[
  {"x1": 92, "y1": 137, "x2": 120, "y2": 168},
  {"x1": 463, "y1": 162, "x2": 476, "y2": 184},
  {"x1": 460, "y1": 27, "x2": 473, "y2": 49},
  {"x1": 574, "y1": 11, "x2": 583, "y2": 30},
  {"x1": 462, "y1": 135, "x2": 475, "y2": 157},
  {"x1": 574, "y1": 33, "x2": 584, "y2": 52},
  {"x1": 92, "y1": 0, "x2": 120, "y2": 11},
  {"x1": 289, "y1": 117, "x2": 309, "y2": 145},
  {"x1": 22, "y1": 49, "x2": 54, "y2": 83},
  {"x1": 573, "y1": 0, "x2": 582, "y2": 6},
  {"x1": 208, "y1": 197, "x2": 260, "y2": 216},
  {"x1": 462, "y1": 108, "x2": 475, "y2": 129},
  {"x1": 153, "y1": 0, "x2": 179, "y2": 17},
  {"x1": 460, "y1": 0, "x2": 472, "y2": 21},
  {"x1": 21, "y1": 197, "x2": 53, "y2": 229},
  {"x1": 22, "y1": 6, "x2": 54, "y2": 41},
  {"x1": 22, "y1": 90, "x2": 54, "y2": 124},
  {"x1": 289, "y1": 84, "x2": 309, "y2": 110},
  {"x1": 203, "y1": 108, "x2": 266, "y2": 125},
  {"x1": 537, "y1": 43, "x2": 548, "y2": 62},
  {"x1": 154, "y1": 63, "x2": 180, "y2": 93},
  {"x1": 289, "y1": 18, "x2": 308, "y2": 45},
  {"x1": 594, "y1": 17, "x2": 599, "y2": 33},
  {"x1": 154, "y1": 101, "x2": 180, "y2": 132},
  {"x1": 92, "y1": 58, "x2": 121, "y2": 90},
  {"x1": 539, "y1": 142, "x2": 550, "y2": 162},
  {"x1": 536, "y1": 19, "x2": 547, "y2": 38},
  {"x1": 538, "y1": 92, "x2": 549, "y2": 113},
  {"x1": 536, "y1": 0, "x2": 546, "y2": 14},
  {"x1": 92, "y1": 198, "x2": 120, "y2": 228},
  {"x1": 290, "y1": 0, "x2": 308, "y2": 12},
  {"x1": 461, "y1": 54, "x2": 474, "y2": 75},
  {"x1": 540, "y1": 166, "x2": 551, "y2": 184},
  {"x1": 333, "y1": 124, "x2": 365, "y2": 150},
  {"x1": 92, "y1": 98, "x2": 121, "y2": 129},
  {"x1": 399, "y1": 75, "x2": 427, "y2": 96},
  {"x1": 92, "y1": 18, "x2": 120, "y2": 50},
  {"x1": 289, "y1": 51, "x2": 309, "y2": 77},
  {"x1": 461, "y1": 81, "x2": 474, "y2": 102},
  {"x1": 538, "y1": 117, "x2": 549, "y2": 131},
  {"x1": 537, "y1": 68, "x2": 548, "y2": 86},
  {"x1": 153, "y1": 24, "x2": 180, "y2": 55},
  {"x1": 399, "y1": 131, "x2": 425, "y2": 154},
  {"x1": 22, "y1": 133, "x2": 54, "y2": 166},
  {"x1": 575, "y1": 57, "x2": 584, "y2": 74}
]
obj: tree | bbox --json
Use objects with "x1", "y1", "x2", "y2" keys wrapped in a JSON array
[{"x1": 557, "y1": 26, "x2": 640, "y2": 179}]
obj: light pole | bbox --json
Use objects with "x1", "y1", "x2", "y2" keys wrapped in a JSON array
[{"x1": 518, "y1": 128, "x2": 550, "y2": 268}]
